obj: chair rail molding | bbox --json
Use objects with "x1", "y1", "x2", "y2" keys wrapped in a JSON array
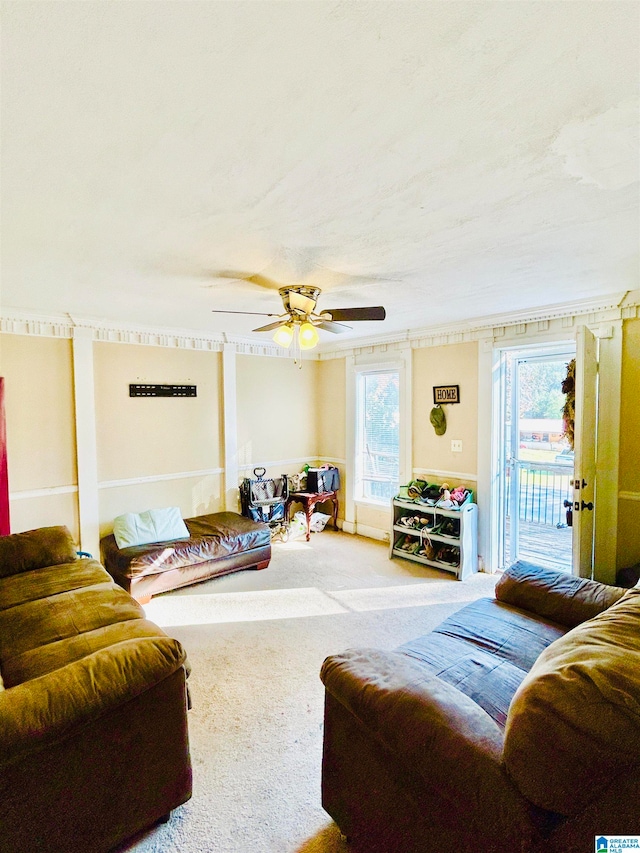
[
  {"x1": 98, "y1": 469, "x2": 224, "y2": 490},
  {"x1": 10, "y1": 485, "x2": 79, "y2": 500},
  {"x1": 413, "y1": 468, "x2": 478, "y2": 482}
]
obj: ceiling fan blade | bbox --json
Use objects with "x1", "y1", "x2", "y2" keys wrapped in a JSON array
[
  {"x1": 252, "y1": 320, "x2": 289, "y2": 333},
  {"x1": 314, "y1": 319, "x2": 352, "y2": 334},
  {"x1": 321, "y1": 307, "x2": 386, "y2": 322},
  {"x1": 211, "y1": 309, "x2": 280, "y2": 317}
]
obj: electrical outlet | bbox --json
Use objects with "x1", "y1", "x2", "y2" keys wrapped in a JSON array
[{"x1": 451, "y1": 439, "x2": 463, "y2": 452}]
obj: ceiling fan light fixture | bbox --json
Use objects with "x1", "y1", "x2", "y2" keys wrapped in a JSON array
[
  {"x1": 298, "y1": 321, "x2": 320, "y2": 350},
  {"x1": 273, "y1": 323, "x2": 294, "y2": 348}
]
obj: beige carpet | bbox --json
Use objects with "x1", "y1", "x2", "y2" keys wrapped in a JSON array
[{"x1": 122, "y1": 529, "x2": 497, "y2": 853}]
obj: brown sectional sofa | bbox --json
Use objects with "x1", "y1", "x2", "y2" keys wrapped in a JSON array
[
  {"x1": 0, "y1": 526, "x2": 192, "y2": 853},
  {"x1": 100, "y1": 511, "x2": 271, "y2": 602},
  {"x1": 320, "y1": 561, "x2": 640, "y2": 853}
]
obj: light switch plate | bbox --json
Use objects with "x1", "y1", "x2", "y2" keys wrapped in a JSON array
[{"x1": 451, "y1": 440, "x2": 463, "y2": 452}]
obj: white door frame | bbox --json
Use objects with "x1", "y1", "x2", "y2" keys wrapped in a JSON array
[
  {"x1": 498, "y1": 343, "x2": 576, "y2": 571},
  {"x1": 477, "y1": 320, "x2": 622, "y2": 580}
]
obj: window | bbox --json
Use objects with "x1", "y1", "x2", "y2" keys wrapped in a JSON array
[{"x1": 355, "y1": 369, "x2": 400, "y2": 503}]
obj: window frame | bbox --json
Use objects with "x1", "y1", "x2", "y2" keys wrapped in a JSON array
[
  {"x1": 354, "y1": 367, "x2": 401, "y2": 505},
  {"x1": 345, "y1": 347, "x2": 412, "y2": 526}
]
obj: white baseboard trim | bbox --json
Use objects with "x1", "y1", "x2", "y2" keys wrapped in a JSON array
[
  {"x1": 317, "y1": 456, "x2": 347, "y2": 465},
  {"x1": 98, "y1": 468, "x2": 224, "y2": 489},
  {"x1": 9, "y1": 484, "x2": 78, "y2": 501},
  {"x1": 619, "y1": 491, "x2": 640, "y2": 502},
  {"x1": 355, "y1": 523, "x2": 390, "y2": 542},
  {"x1": 341, "y1": 520, "x2": 389, "y2": 542}
]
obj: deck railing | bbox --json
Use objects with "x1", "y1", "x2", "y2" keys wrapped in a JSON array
[
  {"x1": 506, "y1": 462, "x2": 573, "y2": 527},
  {"x1": 360, "y1": 456, "x2": 573, "y2": 528}
]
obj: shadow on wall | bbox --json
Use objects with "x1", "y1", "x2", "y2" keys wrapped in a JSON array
[
  {"x1": 191, "y1": 475, "x2": 221, "y2": 516},
  {"x1": 238, "y1": 440, "x2": 253, "y2": 469}
]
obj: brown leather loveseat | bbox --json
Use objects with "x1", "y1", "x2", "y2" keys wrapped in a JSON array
[
  {"x1": 320, "y1": 562, "x2": 640, "y2": 853},
  {"x1": 0, "y1": 525, "x2": 192, "y2": 853},
  {"x1": 101, "y1": 511, "x2": 271, "y2": 603}
]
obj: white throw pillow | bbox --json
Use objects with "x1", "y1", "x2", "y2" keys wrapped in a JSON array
[{"x1": 113, "y1": 506, "x2": 190, "y2": 549}]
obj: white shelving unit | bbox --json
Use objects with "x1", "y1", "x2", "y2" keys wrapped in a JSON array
[{"x1": 390, "y1": 497, "x2": 478, "y2": 580}]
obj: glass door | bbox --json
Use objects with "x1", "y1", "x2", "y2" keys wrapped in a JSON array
[{"x1": 498, "y1": 345, "x2": 575, "y2": 572}]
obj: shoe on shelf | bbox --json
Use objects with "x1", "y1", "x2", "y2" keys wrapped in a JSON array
[
  {"x1": 436, "y1": 545, "x2": 460, "y2": 566},
  {"x1": 438, "y1": 519, "x2": 460, "y2": 538},
  {"x1": 401, "y1": 535, "x2": 418, "y2": 552}
]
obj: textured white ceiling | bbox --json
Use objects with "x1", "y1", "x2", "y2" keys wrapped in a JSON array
[{"x1": 1, "y1": 1, "x2": 638, "y2": 344}]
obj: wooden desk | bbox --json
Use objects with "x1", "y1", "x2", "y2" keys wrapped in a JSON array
[{"x1": 286, "y1": 491, "x2": 339, "y2": 541}]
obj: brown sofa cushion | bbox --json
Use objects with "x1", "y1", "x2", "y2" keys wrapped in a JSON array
[
  {"x1": 495, "y1": 560, "x2": 627, "y2": 627},
  {"x1": 503, "y1": 588, "x2": 640, "y2": 816},
  {"x1": 0, "y1": 526, "x2": 78, "y2": 579},
  {"x1": 399, "y1": 597, "x2": 566, "y2": 728},
  {"x1": 0, "y1": 559, "x2": 110, "y2": 613},
  {"x1": 0, "y1": 583, "x2": 144, "y2": 685},
  {"x1": 1, "y1": 617, "x2": 173, "y2": 687}
]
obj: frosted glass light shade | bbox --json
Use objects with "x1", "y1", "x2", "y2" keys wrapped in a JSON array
[
  {"x1": 298, "y1": 322, "x2": 320, "y2": 349},
  {"x1": 273, "y1": 324, "x2": 294, "y2": 347}
]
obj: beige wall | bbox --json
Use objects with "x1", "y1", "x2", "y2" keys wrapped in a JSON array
[
  {"x1": 1, "y1": 336, "x2": 322, "y2": 540},
  {"x1": 94, "y1": 343, "x2": 223, "y2": 480},
  {"x1": 316, "y1": 357, "x2": 347, "y2": 519},
  {"x1": 412, "y1": 341, "x2": 479, "y2": 481},
  {"x1": 617, "y1": 317, "x2": 640, "y2": 569},
  {"x1": 2, "y1": 322, "x2": 635, "y2": 565},
  {"x1": 236, "y1": 354, "x2": 318, "y2": 476},
  {"x1": 1, "y1": 334, "x2": 79, "y2": 538},
  {"x1": 98, "y1": 474, "x2": 223, "y2": 537},
  {"x1": 94, "y1": 342, "x2": 224, "y2": 530},
  {"x1": 317, "y1": 358, "x2": 346, "y2": 460}
]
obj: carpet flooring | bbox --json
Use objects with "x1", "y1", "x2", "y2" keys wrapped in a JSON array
[{"x1": 122, "y1": 529, "x2": 497, "y2": 853}]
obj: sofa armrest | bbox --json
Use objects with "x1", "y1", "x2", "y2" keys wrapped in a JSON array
[
  {"x1": 0, "y1": 636, "x2": 187, "y2": 765},
  {"x1": 321, "y1": 648, "x2": 537, "y2": 823},
  {"x1": 495, "y1": 561, "x2": 626, "y2": 627}
]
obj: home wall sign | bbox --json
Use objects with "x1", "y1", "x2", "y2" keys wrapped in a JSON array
[
  {"x1": 433, "y1": 385, "x2": 460, "y2": 404},
  {"x1": 129, "y1": 384, "x2": 197, "y2": 397}
]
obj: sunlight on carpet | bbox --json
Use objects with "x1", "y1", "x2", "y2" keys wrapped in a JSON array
[
  {"x1": 143, "y1": 586, "x2": 347, "y2": 627},
  {"x1": 329, "y1": 580, "x2": 489, "y2": 612},
  {"x1": 143, "y1": 580, "x2": 490, "y2": 627}
]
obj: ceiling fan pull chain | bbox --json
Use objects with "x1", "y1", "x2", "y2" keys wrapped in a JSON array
[{"x1": 293, "y1": 328, "x2": 302, "y2": 369}]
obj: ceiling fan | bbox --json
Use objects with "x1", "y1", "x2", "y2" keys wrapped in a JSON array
[{"x1": 211, "y1": 283, "x2": 386, "y2": 350}]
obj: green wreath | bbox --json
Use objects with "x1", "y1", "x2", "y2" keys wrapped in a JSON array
[{"x1": 561, "y1": 358, "x2": 575, "y2": 450}]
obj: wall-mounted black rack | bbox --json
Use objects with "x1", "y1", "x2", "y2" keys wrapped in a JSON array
[{"x1": 129, "y1": 384, "x2": 197, "y2": 398}]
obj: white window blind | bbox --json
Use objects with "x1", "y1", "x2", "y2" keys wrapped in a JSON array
[{"x1": 356, "y1": 370, "x2": 400, "y2": 503}]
